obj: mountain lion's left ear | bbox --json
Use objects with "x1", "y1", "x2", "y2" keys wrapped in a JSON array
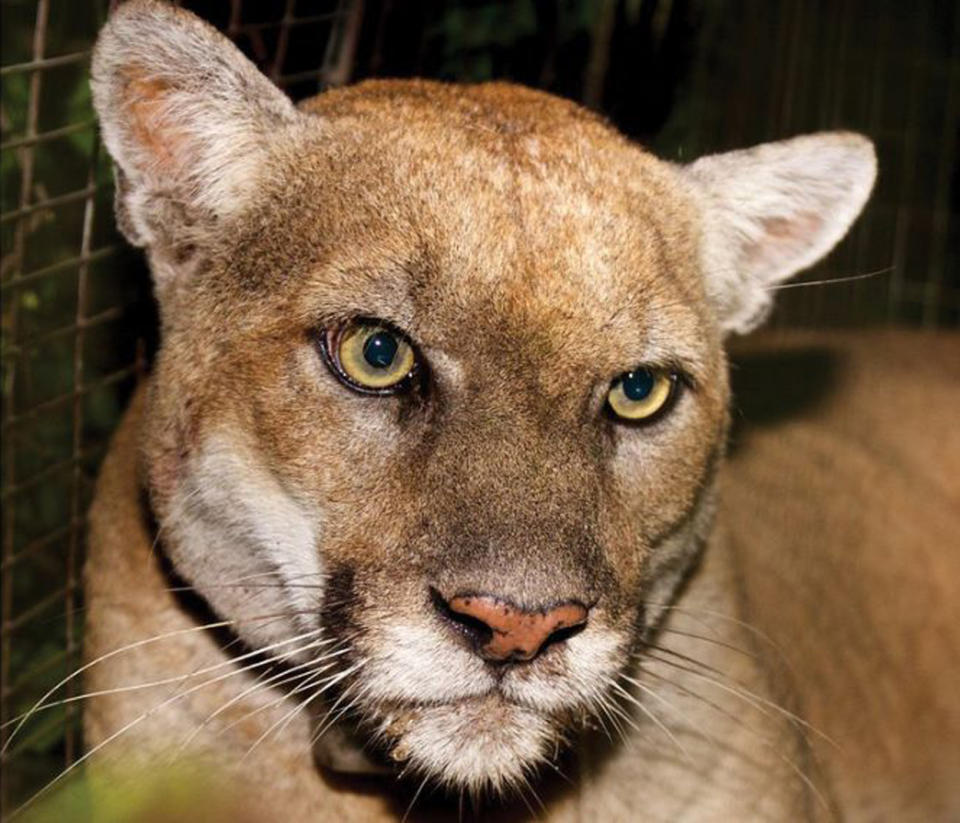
[{"x1": 683, "y1": 132, "x2": 877, "y2": 334}]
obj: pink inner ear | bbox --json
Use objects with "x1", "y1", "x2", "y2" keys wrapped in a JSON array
[
  {"x1": 125, "y1": 72, "x2": 189, "y2": 177},
  {"x1": 743, "y1": 212, "x2": 825, "y2": 276}
]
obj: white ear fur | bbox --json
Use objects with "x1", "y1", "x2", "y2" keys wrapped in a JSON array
[
  {"x1": 91, "y1": 0, "x2": 301, "y2": 250},
  {"x1": 683, "y1": 132, "x2": 877, "y2": 334}
]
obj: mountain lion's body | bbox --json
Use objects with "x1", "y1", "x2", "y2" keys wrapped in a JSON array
[
  {"x1": 72, "y1": 3, "x2": 959, "y2": 820},
  {"x1": 84, "y1": 329, "x2": 960, "y2": 821}
]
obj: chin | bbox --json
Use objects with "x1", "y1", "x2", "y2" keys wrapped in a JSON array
[
  {"x1": 370, "y1": 694, "x2": 566, "y2": 795},
  {"x1": 314, "y1": 612, "x2": 630, "y2": 794}
]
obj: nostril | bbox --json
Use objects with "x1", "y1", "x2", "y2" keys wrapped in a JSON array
[
  {"x1": 431, "y1": 587, "x2": 589, "y2": 663},
  {"x1": 429, "y1": 587, "x2": 493, "y2": 647},
  {"x1": 541, "y1": 620, "x2": 587, "y2": 652}
]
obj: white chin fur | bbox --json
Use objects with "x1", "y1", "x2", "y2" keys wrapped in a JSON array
[
  {"x1": 354, "y1": 624, "x2": 626, "y2": 789},
  {"x1": 380, "y1": 696, "x2": 557, "y2": 794}
]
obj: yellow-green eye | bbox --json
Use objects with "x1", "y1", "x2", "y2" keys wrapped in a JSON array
[
  {"x1": 325, "y1": 321, "x2": 416, "y2": 392},
  {"x1": 607, "y1": 368, "x2": 676, "y2": 422}
]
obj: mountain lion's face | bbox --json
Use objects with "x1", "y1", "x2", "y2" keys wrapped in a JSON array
[{"x1": 92, "y1": 1, "x2": 875, "y2": 797}]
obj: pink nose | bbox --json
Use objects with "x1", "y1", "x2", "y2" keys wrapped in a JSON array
[{"x1": 437, "y1": 592, "x2": 589, "y2": 662}]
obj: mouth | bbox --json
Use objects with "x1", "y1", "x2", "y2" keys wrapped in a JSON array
[
  {"x1": 370, "y1": 691, "x2": 567, "y2": 793},
  {"x1": 312, "y1": 677, "x2": 577, "y2": 794}
]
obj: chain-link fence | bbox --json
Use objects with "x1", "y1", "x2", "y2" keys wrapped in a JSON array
[{"x1": 1, "y1": 0, "x2": 956, "y2": 814}]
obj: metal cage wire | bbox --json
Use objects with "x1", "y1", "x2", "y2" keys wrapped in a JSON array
[{"x1": 0, "y1": 0, "x2": 362, "y2": 813}]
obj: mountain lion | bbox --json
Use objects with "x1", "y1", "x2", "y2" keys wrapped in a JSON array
[{"x1": 53, "y1": 1, "x2": 960, "y2": 820}]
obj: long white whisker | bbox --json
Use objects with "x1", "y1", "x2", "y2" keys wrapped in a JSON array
[
  {"x1": 401, "y1": 774, "x2": 431, "y2": 823},
  {"x1": 588, "y1": 696, "x2": 616, "y2": 742},
  {"x1": 240, "y1": 660, "x2": 366, "y2": 762},
  {"x1": 657, "y1": 626, "x2": 759, "y2": 660},
  {"x1": 768, "y1": 265, "x2": 892, "y2": 291},
  {"x1": 0, "y1": 613, "x2": 302, "y2": 752},
  {"x1": 594, "y1": 688, "x2": 631, "y2": 742},
  {"x1": 11, "y1": 631, "x2": 328, "y2": 818},
  {"x1": 642, "y1": 600, "x2": 789, "y2": 658},
  {"x1": 2, "y1": 630, "x2": 334, "y2": 731},
  {"x1": 628, "y1": 668, "x2": 831, "y2": 811},
  {"x1": 210, "y1": 653, "x2": 351, "y2": 739},
  {"x1": 512, "y1": 769, "x2": 541, "y2": 820},
  {"x1": 175, "y1": 645, "x2": 350, "y2": 754},
  {"x1": 637, "y1": 650, "x2": 836, "y2": 747},
  {"x1": 309, "y1": 677, "x2": 373, "y2": 746},
  {"x1": 618, "y1": 669, "x2": 719, "y2": 753},
  {"x1": 609, "y1": 679, "x2": 694, "y2": 766}
]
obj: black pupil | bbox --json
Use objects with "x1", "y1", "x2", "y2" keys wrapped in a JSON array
[
  {"x1": 362, "y1": 331, "x2": 399, "y2": 369},
  {"x1": 622, "y1": 369, "x2": 655, "y2": 401}
]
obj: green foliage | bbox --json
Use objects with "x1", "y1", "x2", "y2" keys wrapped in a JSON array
[
  {"x1": 423, "y1": 0, "x2": 599, "y2": 82},
  {"x1": 1, "y1": 0, "x2": 137, "y2": 812},
  {"x1": 20, "y1": 760, "x2": 260, "y2": 823}
]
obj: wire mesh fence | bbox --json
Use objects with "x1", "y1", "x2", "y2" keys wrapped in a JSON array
[
  {"x1": 670, "y1": 0, "x2": 959, "y2": 329},
  {"x1": 0, "y1": 0, "x2": 362, "y2": 812},
  {"x1": 349, "y1": 0, "x2": 958, "y2": 329},
  {"x1": 0, "y1": 0, "x2": 956, "y2": 814}
]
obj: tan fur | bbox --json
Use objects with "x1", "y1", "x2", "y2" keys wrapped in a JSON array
[
  {"x1": 723, "y1": 329, "x2": 960, "y2": 821},
  {"x1": 85, "y1": 330, "x2": 960, "y2": 821},
  {"x1": 77, "y1": 2, "x2": 958, "y2": 820}
]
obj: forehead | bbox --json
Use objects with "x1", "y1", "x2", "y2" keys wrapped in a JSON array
[{"x1": 260, "y1": 83, "x2": 713, "y2": 375}]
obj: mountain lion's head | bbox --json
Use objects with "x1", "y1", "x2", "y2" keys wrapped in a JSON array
[{"x1": 92, "y1": 0, "x2": 875, "y2": 796}]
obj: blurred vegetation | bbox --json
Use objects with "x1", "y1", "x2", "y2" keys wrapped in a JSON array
[
  {"x1": 1, "y1": 0, "x2": 957, "y2": 814},
  {"x1": 0, "y1": 0, "x2": 151, "y2": 811},
  {"x1": 19, "y1": 759, "x2": 276, "y2": 822}
]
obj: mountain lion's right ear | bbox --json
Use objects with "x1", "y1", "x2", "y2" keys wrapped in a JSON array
[{"x1": 92, "y1": 0, "x2": 300, "y2": 256}]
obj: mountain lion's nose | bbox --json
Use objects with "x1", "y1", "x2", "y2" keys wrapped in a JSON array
[{"x1": 432, "y1": 590, "x2": 589, "y2": 662}]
